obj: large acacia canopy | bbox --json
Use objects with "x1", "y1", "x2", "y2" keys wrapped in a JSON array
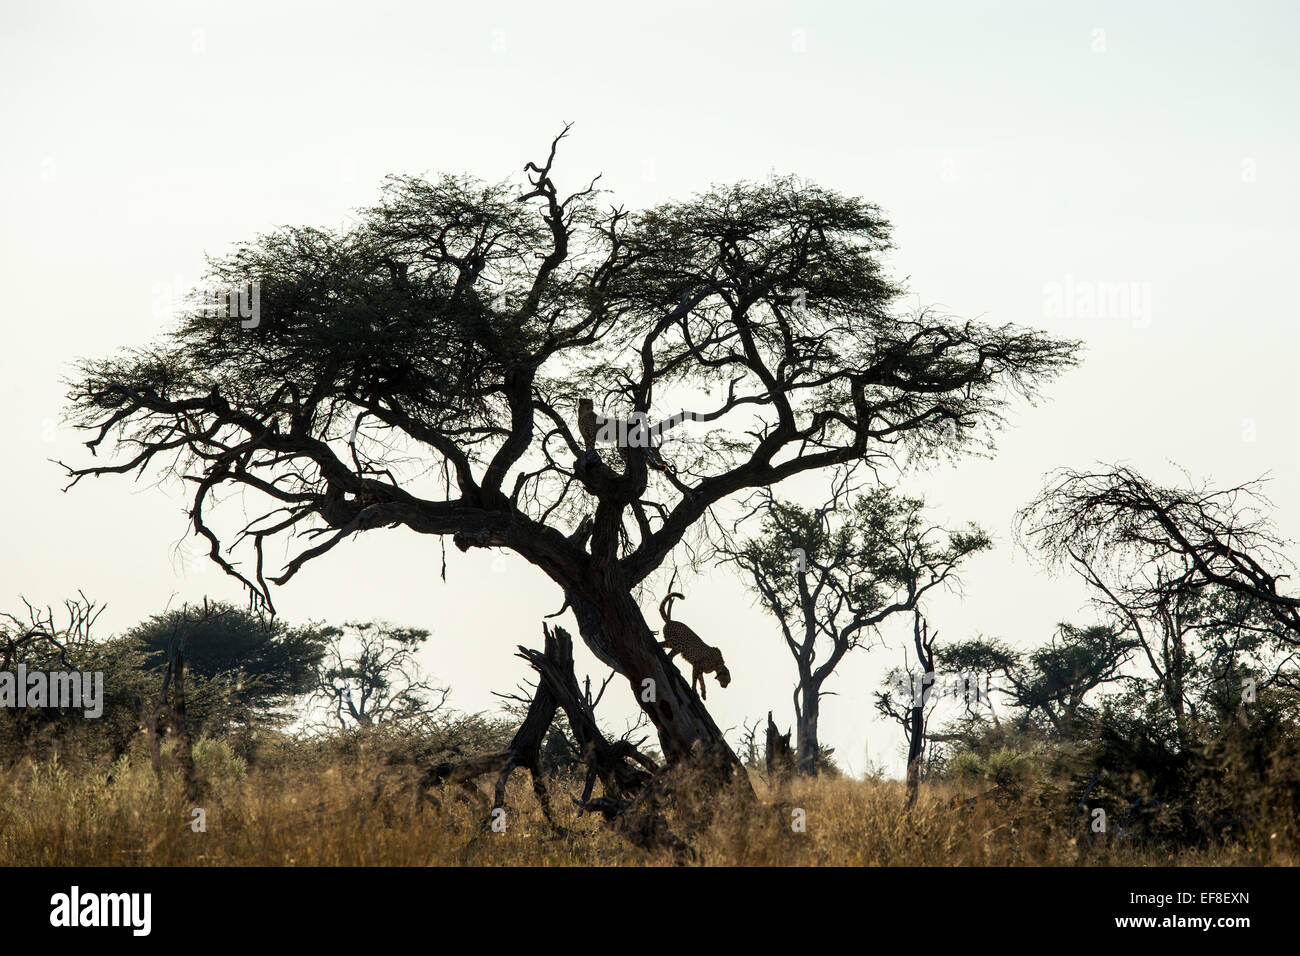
[{"x1": 64, "y1": 129, "x2": 1078, "y2": 691}]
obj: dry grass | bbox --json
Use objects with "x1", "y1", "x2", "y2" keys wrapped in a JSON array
[{"x1": 0, "y1": 740, "x2": 1293, "y2": 866}]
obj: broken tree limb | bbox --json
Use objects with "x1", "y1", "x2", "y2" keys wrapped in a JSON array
[
  {"x1": 418, "y1": 621, "x2": 712, "y2": 858},
  {"x1": 417, "y1": 623, "x2": 660, "y2": 835},
  {"x1": 416, "y1": 627, "x2": 566, "y2": 832},
  {"x1": 765, "y1": 710, "x2": 795, "y2": 786},
  {"x1": 527, "y1": 624, "x2": 657, "y2": 800}
]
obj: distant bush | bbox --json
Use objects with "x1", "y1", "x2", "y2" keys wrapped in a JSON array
[{"x1": 192, "y1": 738, "x2": 246, "y2": 794}]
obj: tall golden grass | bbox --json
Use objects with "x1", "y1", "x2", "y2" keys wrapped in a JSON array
[{"x1": 0, "y1": 737, "x2": 1292, "y2": 866}]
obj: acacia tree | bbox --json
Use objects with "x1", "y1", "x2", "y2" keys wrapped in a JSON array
[
  {"x1": 1, "y1": 591, "x2": 104, "y2": 671},
  {"x1": 311, "y1": 621, "x2": 449, "y2": 729},
  {"x1": 930, "y1": 623, "x2": 1140, "y2": 753},
  {"x1": 0, "y1": 593, "x2": 113, "y2": 756},
  {"x1": 129, "y1": 601, "x2": 326, "y2": 728},
  {"x1": 723, "y1": 480, "x2": 991, "y2": 773},
  {"x1": 1019, "y1": 465, "x2": 1300, "y2": 741},
  {"x1": 874, "y1": 611, "x2": 943, "y2": 806},
  {"x1": 62, "y1": 128, "x2": 1077, "y2": 776},
  {"x1": 1020, "y1": 466, "x2": 1300, "y2": 641}
]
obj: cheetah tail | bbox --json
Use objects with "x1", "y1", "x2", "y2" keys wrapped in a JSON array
[{"x1": 659, "y1": 591, "x2": 686, "y2": 622}]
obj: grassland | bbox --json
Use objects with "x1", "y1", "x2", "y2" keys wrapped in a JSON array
[{"x1": 1, "y1": 738, "x2": 1292, "y2": 866}]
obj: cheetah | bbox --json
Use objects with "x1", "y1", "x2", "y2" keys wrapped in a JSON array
[
  {"x1": 657, "y1": 591, "x2": 730, "y2": 700},
  {"x1": 576, "y1": 397, "x2": 668, "y2": 471},
  {"x1": 577, "y1": 398, "x2": 599, "y2": 452}
]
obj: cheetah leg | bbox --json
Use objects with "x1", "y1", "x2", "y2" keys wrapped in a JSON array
[{"x1": 693, "y1": 668, "x2": 706, "y2": 700}]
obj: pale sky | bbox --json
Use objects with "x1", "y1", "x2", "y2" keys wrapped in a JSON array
[{"x1": 3, "y1": 0, "x2": 1298, "y2": 775}]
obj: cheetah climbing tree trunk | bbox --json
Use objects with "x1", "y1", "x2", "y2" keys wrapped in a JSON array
[{"x1": 568, "y1": 586, "x2": 747, "y2": 782}]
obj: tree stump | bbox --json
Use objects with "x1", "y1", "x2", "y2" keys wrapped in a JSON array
[{"x1": 765, "y1": 710, "x2": 796, "y2": 785}]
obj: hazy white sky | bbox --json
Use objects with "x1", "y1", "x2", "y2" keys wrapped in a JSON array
[{"x1": 3, "y1": 0, "x2": 1298, "y2": 774}]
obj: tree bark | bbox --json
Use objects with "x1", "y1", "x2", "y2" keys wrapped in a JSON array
[
  {"x1": 906, "y1": 700, "x2": 924, "y2": 809},
  {"x1": 144, "y1": 655, "x2": 176, "y2": 783},
  {"x1": 765, "y1": 710, "x2": 795, "y2": 784},
  {"x1": 419, "y1": 629, "x2": 566, "y2": 831},
  {"x1": 521, "y1": 625, "x2": 656, "y2": 802},
  {"x1": 907, "y1": 614, "x2": 936, "y2": 809},
  {"x1": 795, "y1": 686, "x2": 821, "y2": 774},
  {"x1": 568, "y1": 585, "x2": 748, "y2": 784},
  {"x1": 418, "y1": 624, "x2": 659, "y2": 835}
]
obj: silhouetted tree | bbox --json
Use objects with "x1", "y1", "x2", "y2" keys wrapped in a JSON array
[
  {"x1": 62, "y1": 126, "x2": 1078, "y2": 780},
  {"x1": 0, "y1": 593, "x2": 137, "y2": 760},
  {"x1": 725, "y1": 479, "x2": 990, "y2": 772},
  {"x1": 127, "y1": 601, "x2": 327, "y2": 731},
  {"x1": 311, "y1": 621, "x2": 448, "y2": 728},
  {"x1": 875, "y1": 610, "x2": 942, "y2": 807},
  {"x1": 939, "y1": 623, "x2": 1140, "y2": 737},
  {"x1": 1019, "y1": 465, "x2": 1300, "y2": 742}
]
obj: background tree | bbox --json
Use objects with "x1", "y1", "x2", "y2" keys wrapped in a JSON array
[
  {"x1": 127, "y1": 601, "x2": 327, "y2": 734},
  {"x1": 1019, "y1": 465, "x2": 1300, "y2": 644},
  {"x1": 1019, "y1": 465, "x2": 1300, "y2": 742},
  {"x1": 311, "y1": 620, "x2": 448, "y2": 728},
  {"x1": 917, "y1": 622, "x2": 1140, "y2": 810},
  {"x1": 0, "y1": 593, "x2": 149, "y2": 762},
  {"x1": 133, "y1": 599, "x2": 223, "y2": 797},
  {"x1": 1, "y1": 592, "x2": 104, "y2": 672},
  {"x1": 939, "y1": 623, "x2": 1140, "y2": 739},
  {"x1": 724, "y1": 479, "x2": 991, "y2": 772},
  {"x1": 874, "y1": 610, "x2": 944, "y2": 806},
  {"x1": 936, "y1": 464, "x2": 1300, "y2": 839},
  {"x1": 62, "y1": 126, "x2": 1078, "y2": 778}
]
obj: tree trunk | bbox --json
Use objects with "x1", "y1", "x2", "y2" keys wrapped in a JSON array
[
  {"x1": 418, "y1": 624, "x2": 657, "y2": 834},
  {"x1": 144, "y1": 656, "x2": 177, "y2": 783},
  {"x1": 419, "y1": 627, "x2": 567, "y2": 830},
  {"x1": 906, "y1": 702, "x2": 924, "y2": 808},
  {"x1": 1170, "y1": 632, "x2": 1190, "y2": 749},
  {"x1": 521, "y1": 625, "x2": 657, "y2": 802},
  {"x1": 488, "y1": 631, "x2": 565, "y2": 830},
  {"x1": 142, "y1": 697, "x2": 164, "y2": 781},
  {"x1": 765, "y1": 711, "x2": 795, "y2": 784},
  {"x1": 795, "y1": 686, "x2": 821, "y2": 774},
  {"x1": 568, "y1": 586, "x2": 747, "y2": 782},
  {"x1": 906, "y1": 613, "x2": 935, "y2": 809}
]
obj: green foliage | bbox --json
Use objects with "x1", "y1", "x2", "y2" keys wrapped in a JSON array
[
  {"x1": 0, "y1": 622, "x2": 154, "y2": 764},
  {"x1": 944, "y1": 746, "x2": 1036, "y2": 791},
  {"x1": 934, "y1": 617, "x2": 1300, "y2": 847},
  {"x1": 740, "y1": 489, "x2": 991, "y2": 620},
  {"x1": 126, "y1": 603, "x2": 328, "y2": 732},
  {"x1": 937, "y1": 622, "x2": 1139, "y2": 738},
  {"x1": 192, "y1": 737, "x2": 247, "y2": 795},
  {"x1": 241, "y1": 711, "x2": 519, "y2": 776}
]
